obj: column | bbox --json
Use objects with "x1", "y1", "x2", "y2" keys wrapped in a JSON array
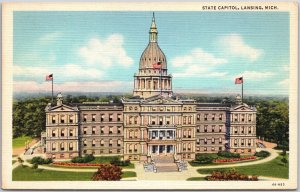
[
  {"x1": 141, "y1": 129, "x2": 144, "y2": 140},
  {"x1": 141, "y1": 143, "x2": 144, "y2": 154}
]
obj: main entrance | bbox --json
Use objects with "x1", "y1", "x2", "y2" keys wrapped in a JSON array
[{"x1": 149, "y1": 145, "x2": 175, "y2": 155}]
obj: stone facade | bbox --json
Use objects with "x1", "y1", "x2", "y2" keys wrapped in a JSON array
[{"x1": 43, "y1": 14, "x2": 256, "y2": 160}]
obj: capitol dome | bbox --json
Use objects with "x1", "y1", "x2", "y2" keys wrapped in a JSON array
[{"x1": 139, "y1": 13, "x2": 167, "y2": 70}]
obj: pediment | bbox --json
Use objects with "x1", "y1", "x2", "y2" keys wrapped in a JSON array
[
  {"x1": 142, "y1": 97, "x2": 182, "y2": 105},
  {"x1": 50, "y1": 104, "x2": 78, "y2": 112},
  {"x1": 232, "y1": 104, "x2": 255, "y2": 112}
]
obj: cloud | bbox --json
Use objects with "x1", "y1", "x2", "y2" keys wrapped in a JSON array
[
  {"x1": 13, "y1": 81, "x2": 133, "y2": 93},
  {"x1": 278, "y1": 78, "x2": 289, "y2": 88},
  {"x1": 78, "y1": 34, "x2": 134, "y2": 68},
  {"x1": 14, "y1": 64, "x2": 104, "y2": 81},
  {"x1": 39, "y1": 32, "x2": 62, "y2": 45},
  {"x1": 233, "y1": 70, "x2": 275, "y2": 81},
  {"x1": 218, "y1": 34, "x2": 263, "y2": 61},
  {"x1": 171, "y1": 48, "x2": 228, "y2": 78}
]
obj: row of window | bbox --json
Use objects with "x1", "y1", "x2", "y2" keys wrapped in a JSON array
[
  {"x1": 82, "y1": 126, "x2": 122, "y2": 135},
  {"x1": 196, "y1": 137, "x2": 223, "y2": 145},
  {"x1": 82, "y1": 114, "x2": 122, "y2": 122},
  {"x1": 83, "y1": 149, "x2": 122, "y2": 154},
  {"x1": 232, "y1": 139, "x2": 253, "y2": 147},
  {"x1": 51, "y1": 115, "x2": 76, "y2": 124},
  {"x1": 232, "y1": 113, "x2": 254, "y2": 122},
  {"x1": 232, "y1": 126, "x2": 254, "y2": 134},
  {"x1": 196, "y1": 125, "x2": 224, "y2": 133},
  {"x1": 51, "y1": 143, "x2": 75, "y2": 151},
  {"x1": 127, "y1": 144, "x2": 139, "y2": 153},
  {"x1": 82, "y1": 139, "x2": 122, "y2": 147},
  {"x1": 51, "y1": 129, "x2": 75, "y2": 137},
  {"x1": 182, "y1": 143, "x2": 193, "y2": 152},
  {"x1": 197, "y1": 114, "x2": 223, "y2": 121},
  {"x1": 196, "y1": 146, "x2": 223, "y2": 152}
]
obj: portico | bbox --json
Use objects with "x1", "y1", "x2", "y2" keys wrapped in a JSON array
[{"x1": 148, "y1": 144, "x2": 176, "y2": 155}]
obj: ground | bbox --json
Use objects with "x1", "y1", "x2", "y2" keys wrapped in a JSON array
[
  {"x1": 12, "y1": 142, "x2": 288, "y2": 181},
  {"x1": 13, "y1": 135, "x2": 37, "y2": 156}
]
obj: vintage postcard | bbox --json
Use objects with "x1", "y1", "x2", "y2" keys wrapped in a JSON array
[{"x1": 2, "y1": 2, "x2": 298, "y2": 190}]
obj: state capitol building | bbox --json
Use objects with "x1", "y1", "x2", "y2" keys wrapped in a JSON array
[{"x1": 42, "y1": 14, "x2": 257, "y2": 162}]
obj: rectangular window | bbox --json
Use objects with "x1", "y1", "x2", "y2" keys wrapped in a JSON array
[
  {"x1": 100, "y1": 140, "x2": 104, "y2": 147},
  {"x1": 196, "y1": 126, "x2": 200, "y2": 133},
  {"x1": 83, "y1": 140, "x2": 87, "y2": 147},
  {"x1": 219, "y1": 125, "x2": 223, "y2": 132},
  {"x1": 204, "y1": 114, "x2": 208, "y2": 121},
  {"x1": 60, "y1": 115, "x2": 65, "y2": 123},
  {"x1": 241, "y1": 127, "x2": 245, "y2": 134},
  {"x1": 241, "y1": 139, "x2": 244, "y2": 146},
  {"x1": 69, "y1": 115, "x2": 74, "y2": 123},
  {"x1": 234, "y1": 114, "x2": 238, "y2": 122},
  {"x1": 134, "y1": 117, "x2": 138, "y2": 124},
  {"x1": 52, "y1": 116, "x2": 56, "y2": 124},
  {"x1": 83, "y1": 127, "x2": 87, "y2": 135},
  {"x1": 109, "y1": 114, "x2": 113, "y2": 122},
  {"x1": 117, "y1": 126, "x2": 121, "y2": 134},
  {"x1": 212, "y1": 147, "x2": 215, "y2": 151},
  {"x1": 248, "y1": 127, "x2": 252, "y2": 134},
  {"x1": 69, "y1": 143, "x2": 73, "y2": 151},
  {"x1": 52, "y1": 143, "x2": 56, "y2": 151},
  {"x1": 100, "y1": 126, "x2": 104, "y2": 134},
  {"x1": 204, "y1": 125, "x2": 208, "y2": 133},
  {"x1": 92, "y1": 127, "x2": 96, "y2": 135},
  {"x1": 52, "y1": 130, "x2": 56, "y2": 137},
  {"x1": 197, "y1": 114, "x2": 200, "y2": 121},
  {"x1": 204, "y1": 147, "x2": 207, "y2": 151},
  {"x1": 212, "y1": 125, "x2": 215, "y2": 132},
  {"x1": 69, "y1": 129, "x2": 73, "y2": 137},
  {"x1": 234, "y1": 127, "x2": 238, "y2": 134},
  {"x1": 219, "y1": 138, "x2": 222, "y2": 144},
  {"x1": 188, "y1": 130, "x2": 191, "y2": 138},
  {"x1": 109, "y1": 127, "x2": 113, "y2": 134},
  {"x1": 60, "y1": 143, "x2": 64, "y2": 151},
  {"x1": 248, "y1": 139, "x2": 252, "y2": 146},
  {"x1": 117, "y1": 114, "x2": 121, "y2": 121},
  {"x1": 117, "y1": 140, "x2": 121, "y2": 147},
  {"x1": 234, "y1": 139, "x2": 237, "y2": 146},
  {"x1": 83, "y1": 114, "x2": 87, "y2": 122},
  {"x1": 212, "y1": 138, "x2": 215, "y2": 144},
  {"x1": 212, "y1": 114, "x2": 215, "y2": 121},
  {"x1": 219, "y1": 114, "x2": 223, "y2": 121},
  {"x1": 196, "y1": 139, "x2": 200, "y2": 145},
  {"x1": 109, "y1": 139, "x2": 113, "y2": 147},
  {"x1": 101, "y1": 114, "x2": 104, "y2": 122},
  {"x1": 92, "y1": 140, "x2": 96, "y2": 147},
  {"x1": 92, "y1": 114, "x2": 96, "y2": 122},
  {"x1": 183, "y1": 117, "x2": 186, "y2": 124},
  {"x1": 204, "y1": 138, "x2": 207, "y2": 144},
  {"x1": 241, "y1": 114, "x2": 245, "y2": 122},
  {"x1": 188, "y1": 116, "x2": 191, "y2": 124},
  {"x1": 61, "y1": 129, "x2": 65, "y2": 137},
  {"x1": 248, "y1": 114, "x2": 252, "y2": 122}
]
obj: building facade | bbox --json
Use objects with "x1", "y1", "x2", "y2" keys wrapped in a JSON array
[{"x1": 43, "y1": 14, "x2": 256, "y2": 160}]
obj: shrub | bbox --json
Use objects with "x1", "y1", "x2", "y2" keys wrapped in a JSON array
[
  {"x1": 32, "y1": 163, "x2": 38, "y2": 169},
  {"x1": 17, "y1": 157, "x2": 24, "y2": 164},
  {"x1": 30, "y1": 157, "x2": 53, "y2": 164},
  {"x1": 281, "y1": 149, "x2": 287, "y2": 156},
  {"x1": 217, "y1": 151, "x2": 240, "y2": 158},
  {"x1": 195, "y1": 154, "x2": 217, "y2": 164},
  {"x1": 110, "y1": 159, "x2": 130, "y2": 166},
  {"x1": 281, "y1": 157, "x2": 288, "y2": 166},
  {"x1": 71, "y1": 154, "x2": 95, "y2": 163},
  {"x1": 206, "y1": 169, "x2": 258, "y2": 181},
  {"x1": 254, "y1": 150, "x2": 270, "y2": 158},
  {"x1": 92, "y1": 164, "x2": 122, "y2": 181}
]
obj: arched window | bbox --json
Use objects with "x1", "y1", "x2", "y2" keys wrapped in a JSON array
[
  {"x1": 69, "y1": 143, "x2": 73, "y2": 151},
  {"x1": 204, "y1": 138, "x2": 207, "y2": 144},
  {"x1": 100, "y1": 140, "x2": 104, "y2": 146},
  {"x1": 52, "y1": 143, "x2": 56, "y2": 151},
  {"x1": 92, "y1": 139, "x2": 96, "y2": 147},
  {"x1": 60, "y1": 143, "x2": 65, "y2": 151}
]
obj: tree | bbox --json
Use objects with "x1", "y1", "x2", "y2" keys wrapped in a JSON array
[
  {"x1": 92, "y1": 164, "x2": 122, "y2": 181},
  {"x1": 281, "y1": 157, "x2": 288, "y2": 167}
]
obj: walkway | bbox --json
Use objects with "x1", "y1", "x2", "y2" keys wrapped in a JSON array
[{"x1": 13, "y1": 148, "x2": 280, "y2": 181}]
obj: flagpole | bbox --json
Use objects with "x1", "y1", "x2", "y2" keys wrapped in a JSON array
[
  {"x1": 52, "y1": 75, "x2": 54, "y2": 104},
  {"x1": 241, "y1": 76, "x2": 243, "y2": 102}
]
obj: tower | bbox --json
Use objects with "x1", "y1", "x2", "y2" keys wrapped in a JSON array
[{"x1": 133, "y1": 13, "x2": 173, "y2": 98}]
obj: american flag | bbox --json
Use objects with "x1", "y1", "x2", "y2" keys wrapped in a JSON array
[
  {"x1": 235, "y1": 77, "x2": 243, "y2": 84},
  {"x1": 45, "y1": 74, "x2": 53, "y2": 81},
  {"x1": 152, "y1": 61, "x2": 162, "y2": 69}
]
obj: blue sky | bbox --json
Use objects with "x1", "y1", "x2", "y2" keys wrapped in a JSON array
[{"x1": 13, "y1": 11, "x2": 290, "y2": 95}]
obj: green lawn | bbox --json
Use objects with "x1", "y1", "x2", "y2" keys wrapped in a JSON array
[
  {"x1": 189, "y1": 158, "x2": 262, "y2": 167},
  {"x1": 186, "y1": 177, "x2": 206, "y2": 181},
  {"x1": 122, "y1": 171, "x2": 137, "y2": 178},
  {"x1": 13, "y1": 135, "x2": 33, "y2": 149},
  {"x1": 197, "y1": 154, "x2": 289, "y2": 179},
  {"x1": 13, "y1": 165, "x2": 136, "y2": 181}
]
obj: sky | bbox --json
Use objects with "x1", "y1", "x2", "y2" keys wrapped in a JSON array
[{"x1": 13, "y1": 11, "x2": 290, "y2": 95}]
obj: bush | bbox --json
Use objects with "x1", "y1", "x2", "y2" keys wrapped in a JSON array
[
  {"x1": 194, "y1": 154, "x2": 218, "y2": 164},
  {"x1": 217, "y1": 151, "x2": 240, "y2": 158},
  {"x1": 17, "y1": 157, "x2": 24, "y2": 164},
  {"x1": 92, "y1": 164, "x2": 122, "y2": 181},
  {"x1": 206, "y1": 169, "x2": 258, "y2": 181},
  {"x1": 32, "y1": 163, "x2": 38, "y2": 169},
  {"x1": 110, "y1": 159, "x2": 130, "y2": 166},
  {"x1": 71, "y1": 154, "x2": 95, "y2": 163},
  {"x1": 254, "y1": 150, "x2": 270, "y2": 158},
  {"x1": 30, "y1": 157, "x2": 53, "y2": 165}
]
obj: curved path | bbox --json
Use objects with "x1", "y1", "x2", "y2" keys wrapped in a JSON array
[{"x1": 13, "y1": 148, "x2": 280, "y2": 181}]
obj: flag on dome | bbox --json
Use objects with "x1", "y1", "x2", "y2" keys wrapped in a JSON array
[
  {"x1": 235, "y1": 76, "x2": 243, "y2": 84},
  {"x1": 153, "y1": 61, "x2": 162, "y2": 69},
  {"x1": 45, "y1": 74, "x2": 53, "y2": 81}
]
